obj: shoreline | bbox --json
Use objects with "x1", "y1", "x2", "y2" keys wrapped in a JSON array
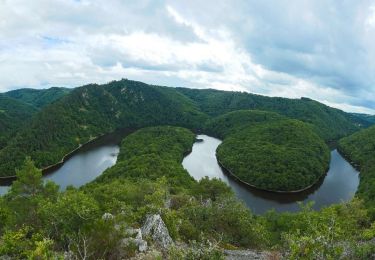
[
  {"x1": 0, "y1": 128, "x2": 135, "y2": 183},
  {"x1": 216, "y1": 157, "x2": 330, "y2": 194}
]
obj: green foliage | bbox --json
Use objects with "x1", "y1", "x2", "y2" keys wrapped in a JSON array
[
  {"x1": 205, "y1": 110, "x2": 285, "y2": 139},
  {"x1": 350, "y1": 113, "x2": 375, "y2": 125},
  {"x1": 38, "y1": 189, "x2": 100, "y2": 242},
  {"x1": 0, "y1": 80, "x2": 207, "y2": 177},
  {"x1": 0, "y1": 226, "x2": 59, "y2": 259},
  {"x1": 212, "y1": 111, "x2": 330, "y2": 191},
  {"x1": 4, "y1": 87, "x2": 71, "y2": 109},
  {"x1": 1, "y1": 80, "x2": 375, "y2": 258},
  {"x1": 276, "y1": 199, "x2": 370, "y2": 259},
  {"x1": 338, "y1": 125, "x2": 375, "y2": 216},
  {"x1": 0, "y1": 125, "x2": 374, "y2": 258},
  {"x1": 97, "y1": 126, "x2": 196, "y2": 191},
  {"x1": 177, "y1": 87, "x2": 366, "y2": 141},
  {"x1": 4, "y1": 157, "x2": 58, "y2": 228},
  {"x1": 0, "y1": 94, "x2": 37, "y2": 149}
]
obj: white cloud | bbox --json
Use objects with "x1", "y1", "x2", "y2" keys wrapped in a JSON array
[
  {"x1": 366, "y1": 5, "x2": 375, "y2": 27},
  {"x1": 0, "y1": 0, "x2": 374, "y2": 114}
]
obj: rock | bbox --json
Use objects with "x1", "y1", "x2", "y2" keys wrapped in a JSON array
[
  {"x1": 102, "y1": 212, "x2": 114, "y2": 221},
  {"x1": 135, "y1": 238, "x2": 148, "y2": 252},
  {"x1": 141, "y1": 214, "x2": 173, "y2": 249},
  {"x1": 126, "y1": 228, "x2": 143, "y2": 240},
  {"x1": 224, "y1": 250, "x2": 278, "y2": 260},
  {"x1": 121, "y1": 237, "x2": 148, "y2": 253}
]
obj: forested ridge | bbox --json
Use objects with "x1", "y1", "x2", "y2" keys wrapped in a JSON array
[
  {"x1": 177, "y1": 88, "x2": 369, "y2": 141},
  {"x1": 0, "y1": 95, "x2": 38, "y2": 150},
  {"x1": 339, "y1": 125, "x2": 375, "y2": 217},
  {"x1": 0, "y1": 80, "x2": 207, "y2": 176},
  {"x1": 0, "y1": 79, "x2": 368, "y2": 177},
  {"x1": 4, "y1": 87, "x2": 71, "y2": 109}
]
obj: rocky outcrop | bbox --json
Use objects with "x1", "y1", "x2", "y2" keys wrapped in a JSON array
[{"x1": 141, "y1": 214, "x2": 173, "y2": 250}]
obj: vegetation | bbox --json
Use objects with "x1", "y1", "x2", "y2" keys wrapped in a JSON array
[
  {"x1": 0, "y1": 79, "x2": 368, "y2": 177},
  {"x1": 350, "y1": 113, "x2": 375, "y2": 125},
  {"x1": 212, "y1": 111, "x2": 330, "y2": 191},
  {"x1": 4, "y1": 87, "x2": 71, "y2": 109},
  {"x1": 177, "y1": 88, "x2": 369, "y2": 141},
  {"x1": 0, "y1": 80, "x2": 207, "y2": 176},
  {"x1": 204, "y1": 110, "x2": 286, "y2": 139},
  {"x1": 0, "y1": 126, "x2": 374, "y2": 259},
  {"x1": 1, "y1": 79, "x2": 375, "y2": 258},
  {"x1": 339, "y1": 125, "x2": 375, "y2": 217},
  {"x1": 0, "y1": 95, "x2": 38, "y2": 149}
]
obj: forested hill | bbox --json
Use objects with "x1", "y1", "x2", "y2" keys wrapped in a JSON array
[
  {"x1": 177, "y1": 88, "x2": 369, "y2": 141},
  {"x1": 338, "y1": 125, "x2": 375, "y2": 215},
  {"x1": 4, "y1": 87, "x2": 71, "y2": 109},
  {"x1": 350, "y1": 113, "x2": 375, "y2": 125},
  {"x1": 0, "y1": 79, "x2": 369, "y2": 177},
  {"x1": 0, "y1": 95, "x2": 38, "y2": 149},
  {"x1": 0, "y1": 80, "x2": 207, "y2": 176}
]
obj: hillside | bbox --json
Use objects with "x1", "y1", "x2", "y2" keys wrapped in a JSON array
[
  {"x1": 0, "y1": 80, "x2": 207, "y2": 176},
  {"x1": 4, "y1": 87, "x2": 71, "y2": 109},
  {"x1": 0, "y1": 95, "x2": 38, "y2": 149},
  {"x1": 350, "y1": 113, "x2": 375, "y2": 125},
  {"x1": 338, "y1": 125, "x2": 375, "y2": 214},
  {"x1": 177, "y1": 88, "x2": 367, "y2": 141}
]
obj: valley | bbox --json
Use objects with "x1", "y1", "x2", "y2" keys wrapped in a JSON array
[{"x1": 0, "y1": 79, "x2": 374, "y2": 259}]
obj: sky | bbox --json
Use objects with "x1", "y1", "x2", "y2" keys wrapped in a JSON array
[{"x1": 0, "y1": 0, "x2": 375, "y2": 114}]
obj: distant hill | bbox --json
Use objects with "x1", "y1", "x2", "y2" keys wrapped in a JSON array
[
  {"x1": 177, "y1": 88, "x2": 369, "y2": 141},
  {"x1": 4, "y1": 87, "x2": 71, "y2": 109},
  {"x1": 349, "y1": 113, "x2": 375, "y2": 125}
]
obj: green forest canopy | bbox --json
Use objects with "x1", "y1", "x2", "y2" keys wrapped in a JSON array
[
  {"x1": 339, "y1": 125, "x2": 375, "y2": 216},
  {"x1": 211, "y1": 111, "x2": 330, "y2": 191}
]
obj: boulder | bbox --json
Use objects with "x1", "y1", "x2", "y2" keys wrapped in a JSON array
[{"x1": 141, "y1": 214, "x2": 173, "y2": 249}]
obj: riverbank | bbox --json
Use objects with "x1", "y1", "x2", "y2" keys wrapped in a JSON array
[
  {"x1": 0, "y1": 128, "x2": 135, "y2": 183},
  {"x1": 216, "y1": 156, "x2": 330, "y2": 194}
]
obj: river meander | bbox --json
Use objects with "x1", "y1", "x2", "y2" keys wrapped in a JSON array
[{"x1": 182, "y1": 135, "x2": 360, "y2": 214}]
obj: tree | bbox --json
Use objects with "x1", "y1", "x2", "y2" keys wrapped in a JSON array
[{"x1": 5, "y1": 157, "x2": 58, "y2": 228}]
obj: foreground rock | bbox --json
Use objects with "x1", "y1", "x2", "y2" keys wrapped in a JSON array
[{"x1": 141, "y1": 214, "x2": 173, "y2": 250}]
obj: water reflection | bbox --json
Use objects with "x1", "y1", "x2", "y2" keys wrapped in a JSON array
[{"x1": 182, "y1": 135, "x2": 360, "y2": 214}]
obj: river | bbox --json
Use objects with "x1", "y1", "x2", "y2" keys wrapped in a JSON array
[
  {"x1": 0, "y1": 134, "x2": 360, "y2": 215},
  {"x1": 182, "y1": 135, "x2": 360, "y2": 214},
  {"x1": 0, "y1": 134, "x2": 122, "y2": 196}
]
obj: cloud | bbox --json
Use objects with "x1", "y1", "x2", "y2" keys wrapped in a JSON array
[{"x1": 0, "y1": 0, "x2": 374, "y2": 114}]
